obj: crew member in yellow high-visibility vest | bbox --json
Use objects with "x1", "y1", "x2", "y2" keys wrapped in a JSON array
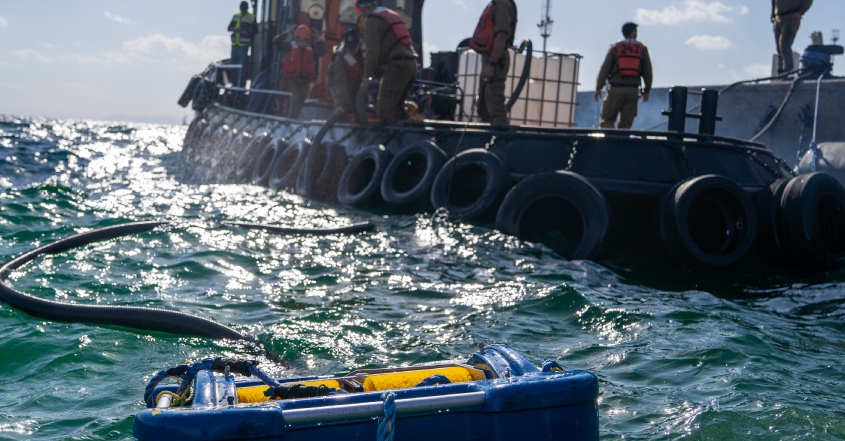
[{"x1": 228, "y1": 1, "x2": 256, "y2": 87}]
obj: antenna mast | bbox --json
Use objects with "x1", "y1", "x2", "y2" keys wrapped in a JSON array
[{"x1": 537, "y1": 0, "x2": 553, "y2": 53}]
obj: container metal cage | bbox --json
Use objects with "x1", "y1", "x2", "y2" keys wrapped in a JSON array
[{"x1": 455, "y1": 48, "x2": 582, "y2": 127}]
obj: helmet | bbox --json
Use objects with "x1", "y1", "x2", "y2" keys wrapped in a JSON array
[
  {"x1": 355, "y1": 0, "x2": 378, "y2": 13},
  {"x1": 294, "y1": 24, "x2": 311, "y2": 39}
]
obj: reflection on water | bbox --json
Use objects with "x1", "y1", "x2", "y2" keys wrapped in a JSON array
[{"x1": 0, "y1": 115, "x2": 844, "y2": 440}]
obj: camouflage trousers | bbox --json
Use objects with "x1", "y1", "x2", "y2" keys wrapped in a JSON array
[
  {"x1": 600, "y1": 87, "x2": 639, "y2": 129},
  {"x1": 376, "y1": 59, "x2": 418, "y2": 125}
]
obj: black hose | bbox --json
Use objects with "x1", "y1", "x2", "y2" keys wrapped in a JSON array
[
  {"x1": 222, "y1": 221, "x2": 375, "y2": 235},
  {"x1": 313, "y1": 107, "x2": 354, "y2": 148},
  {"x1": 505, "y1": 39, "x2": 533, "y2": 112},
  {"x1": 0, "y1": 220, "x2": 376, "y2": 341},
  {"x1": 0, "y1": 222, "x2": 249, "y2": 341}
]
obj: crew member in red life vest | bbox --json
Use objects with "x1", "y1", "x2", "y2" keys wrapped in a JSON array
[
  {"x1": 356, "y1": 0, "x2": 419, "y2": 125},
  {"x1": 469, "y1": 0, "x2": 517, "y2": 126},
  {"x1": 327, "y1": 29, "x2": 364, "y2": 112},
  {"x1": 273, "y1": 24, "x2": 328, "y2": 119},
  {"x1": 594, "y1": 22, "x2": 653, "y2": 130}
]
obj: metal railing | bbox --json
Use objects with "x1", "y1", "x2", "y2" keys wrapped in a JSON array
[{"x1": 216, "y1": 85, "x2": 294, "y2": 118}]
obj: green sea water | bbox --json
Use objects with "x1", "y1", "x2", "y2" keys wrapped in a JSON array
[{"x1": 0, "y1": 115, "x2": 844, "y2": 440}]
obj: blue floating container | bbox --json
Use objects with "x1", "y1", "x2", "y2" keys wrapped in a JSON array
[{"x1": 133, "y1": 345, "x2": 598, "y2": 440}]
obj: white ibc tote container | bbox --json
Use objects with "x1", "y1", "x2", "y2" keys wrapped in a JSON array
[{"x1": 455, "y1": 48, "x2": 581, "y2": 127}]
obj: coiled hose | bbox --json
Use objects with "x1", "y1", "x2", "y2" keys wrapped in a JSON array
[{"x1": 0, "y1": 220, "x2": 375, "y2": 340}]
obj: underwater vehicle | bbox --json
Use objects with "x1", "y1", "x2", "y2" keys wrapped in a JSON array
[{"x1": 133, "y1": 344, "x2": 598, "y2": 441}]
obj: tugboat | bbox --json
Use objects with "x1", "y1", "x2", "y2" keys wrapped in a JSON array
[{"x1": 178, "y1": 0, "x2": 845, "y2": 271}]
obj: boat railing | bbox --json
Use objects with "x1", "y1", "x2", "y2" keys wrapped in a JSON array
[{"x1": 216, "y1": 85, "x2": 294, "y2": 118}]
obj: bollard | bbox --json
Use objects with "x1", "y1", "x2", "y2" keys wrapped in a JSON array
[
  {"x1": 663, "y1": 87, "x2": 688, "y2": 133},
  {"x1": 698, "y1": 89, "x2": 720, "y2": 135}
]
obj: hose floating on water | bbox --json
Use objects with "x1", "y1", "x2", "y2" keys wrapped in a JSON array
[
  {"x1": 0, "y1": 220, "x2": 376, "y2": 339},
  {"x1": 0, "y1": 221, "x2": 249, "y2": 341}
]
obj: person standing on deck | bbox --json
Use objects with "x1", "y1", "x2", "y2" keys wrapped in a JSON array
[
  {"x1": 327, "y1": 30, "x2": 365, "y2": 113},
  {"x1": 356, "y1": 0, "x2": 419, "y2": 125},
  {"x1": 772, "y1": 0, "x2": 813, "y2": 74},
  {"x1": 594, "y1": 22, "x2": 653, "y2": 130},
  {"x1": 228, "y1": 1, "x2": 256, "y2": 87},
  {"x1": 273, "y1": 25, "x2": 329, "y2": 119},
  {"x1": 470, "y1": 0, "x2": 518, "y2": 126}
]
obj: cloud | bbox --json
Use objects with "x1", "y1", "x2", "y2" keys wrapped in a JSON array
[
  {"x1": 121, "y1": 34, "x2": 230, "y2": 68},
  {"x1": 104, "y1": 11, "x2": 131, "y2": 24},
  {"x1": 0, "y1": 15, "x2": 7, "y2": 27},
  {"x1": 10, "y1": 48, "x2": 132, "y2": 66},
  {"x1": 10, "y1": 49, "x2": 55, "y2": 62},
  {"x1": 9, "y1": 34, "x2": 227, "y2": 70},
  {"x1": 743, "y1": 63, "x2": 771, "y2": 77},
  {"x1": 684, "y1": 35, "x2": 733, "y2": 49},
  {"x1": 636, "y1": 1, "x2": 748, "y2": 25}
]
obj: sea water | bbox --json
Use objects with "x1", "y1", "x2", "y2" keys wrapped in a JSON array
[{"x1": 0, "y1": 115, "x2": 843, "y2": 440}]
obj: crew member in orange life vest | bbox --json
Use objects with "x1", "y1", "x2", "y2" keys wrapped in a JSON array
[
  {"x1": 356, "y1": 0, "x2": 419, "y2": 125},
  {"x1": 594, "y1": 22, "x2": 653, "y2": 129},
  {"x1": 469, "y1": 0, "x2": 517, "y2": 126},
  {"x1": 273, "y1": 24, "x2": 328, "y2": 119},
  {"x1": 327, "y1": 29, "x2": 364, "y2": 112}
]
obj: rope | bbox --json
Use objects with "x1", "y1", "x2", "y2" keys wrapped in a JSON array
[
  {"x1": 800, "y1": 51, "x2": 832, "y2": 71},
  {"x1": 143, "y1": 357, "x2": 279, "y2": 407},
  {"x1": 248, "y1": 362, "x2": 280, "y2": 388},
  {"x1": 808, "y1": 67, "x2": 830, "y2": 171},
  {"x1": 749, "y1": 75, "x2": 802, "y2": 142},
  {"x1": 155, "y1": 386, "x2": 194, "y2": 407},
  {"x1": 542, "y1": 360, "x2": 564, "y2": 372},
  {"x1": 376, "y1": 391, "x2": 397, "y2": 441}
]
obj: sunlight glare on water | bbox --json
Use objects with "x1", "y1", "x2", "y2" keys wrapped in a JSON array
[{"x1": 0, "y1": 115, "x2": 844, "y2": 440}]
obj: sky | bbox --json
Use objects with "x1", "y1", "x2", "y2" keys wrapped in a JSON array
[{"x1": 0, "y1": 0, "x2": 843, "y2": 125}]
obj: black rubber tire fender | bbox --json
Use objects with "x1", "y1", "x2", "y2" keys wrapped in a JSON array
[
  {"x1": 659, "y1": 174, "x2": 758, "y2": 267},
  {"x1": 755, "y1": 177, "x2": 792, "y2": 267},
  {"x1": 381, "y1": 141, "x2": 448, "y2": 205},
  {"x1": 181, "y1": 118, "x2": 206, "y2": 158},
  {"x1": 495, "y1": 171, "x2": 610, "y2": 260},
  {"x1": 430, "y1": 149, "x2": 509, "y2": 220},
  {"x1": 208, "y1": 126, "x2": 236, "y2": 170},
  {"x1": 337, "y1": 146, "x2": 393, "y2": 206},
  {"x1": 236, "y1": 133, "x2": 273, "y2": 183},
  {"x1": 220, "y1": 130, "x2": 253, "y2": 180},
  {"x1": 178, "y1": 75, "x2": 201, "y2": 108},
  {"x1": 191, "y1": 123, "x2": 217, "y2": 162},
  {"x1": 269, "y1": 139, "x2": 311, "y2": 191},
  {"x1": 297, "y1": 142, "x2": 350, "y2": 202},
  {"x1": 200, "y1": 124, "x2": 229, "y2": 166},
  {"x1": 780, "y1": 171, "x2": 845, "y2": 269},
  {"x1": 252, "y1": 138, "x2": 288, "y2": 187}
]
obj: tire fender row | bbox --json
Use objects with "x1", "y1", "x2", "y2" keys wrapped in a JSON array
[{"x1": 182, "y1": 115, "x2": 845, "y2": 269}]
